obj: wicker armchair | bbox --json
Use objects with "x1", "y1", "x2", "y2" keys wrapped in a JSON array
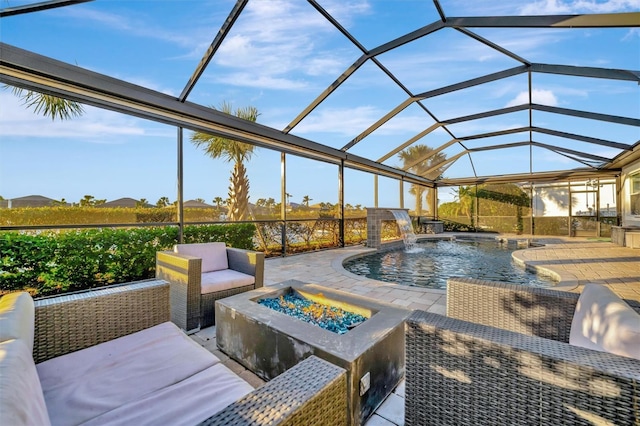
[
  {"x1": 405, "y1": 277, "x2": 640, "y2": 426},
  {"x1": 156, "y1": 244, "x2": 265, "y2": 333},
  {"x1": 33, "y1": 280, "x2": 347, "y2": 426}
]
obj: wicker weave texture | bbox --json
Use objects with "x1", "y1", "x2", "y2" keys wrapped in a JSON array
[
  {"x1": 199, "y1": 356, "x2": 348, "y2": 426},
  {"x1": 405, "y1": 310, "x2": 640, "y2": 426},
  {"x1": 227, "y1": 247, "x2": 265, "y2": 288},
  {"x1": 33, "y1": 279, "x2": 169, "y2": 363},
  {"x1": 156, "y1": 247, "x2": 264, "y2": 332},
  {"x1": 201, "y1": 284, "x2": 255, "y2": 327},
  {"x1": 156, "y1": 250, "x2": 202, "y2": 332},
  {"x1": 446, "y1": 277, "x2": 580, "y2": 342}
]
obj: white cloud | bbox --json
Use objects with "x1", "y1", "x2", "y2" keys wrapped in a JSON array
[
  {"x1": 64, "y1": 8, "x2": 196, "y2": 49},
  {"x1": 320, "y1": 0, "x2": 372, "y2": 23},
  {"x1": 376, "y1": 114, "x2": 436, "y2": 135},
  {"x1": 294, "y1": 106, "x2": 381, "y2": 136},
  {"x1": 216, "y1": 73, "x2": 309, "y2": 90},
  {"x1": 519, "y1": 0, "x2": 639, "y2": 15},
  {"x1": 208, "y1": 0, "x2": 367, "y2": 91},
  {"x1": 622, "y1": 28, "x2": 640, "y2": 41},
  {"x1": 506, "y1": 89, "x2": 559, "y2": 107},
  {"x1": 0, "y1": 92, "x2": 171, "y2": 142}
]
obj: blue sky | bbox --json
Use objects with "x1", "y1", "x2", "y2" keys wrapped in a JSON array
[{"x1": 1, "y1": 0, "x2": 638, "y2": 207}]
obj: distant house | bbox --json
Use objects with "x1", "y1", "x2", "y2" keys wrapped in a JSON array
[
  {"x1": 97, "y1": 198, "x2": 154, "y2": 208},
  {"x1": 0, "y1": 195, "x2": 63, "y2": 208},
  {"x1": 183, "y1": 200, "x2": 215, "y2": 208}
]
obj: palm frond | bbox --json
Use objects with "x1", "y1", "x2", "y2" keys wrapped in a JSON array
[{"x1": 10, "y1": 86, "x2": 84, "y2": 120}]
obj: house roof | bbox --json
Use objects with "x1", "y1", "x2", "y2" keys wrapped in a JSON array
[
  {"x1": 97, "y1": 198, "x2": 153, "y2": 208},
  {"x1": 0, "y1": 195, "x2": 60, "y2": 208}
]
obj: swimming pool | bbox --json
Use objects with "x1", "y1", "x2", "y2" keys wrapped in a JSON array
[{"x1": 343, "y1": 238, "x2": 554, "y2": 289}]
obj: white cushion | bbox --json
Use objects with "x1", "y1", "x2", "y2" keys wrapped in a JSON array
[
  {"x1": 175, "y1": 242, "x2": 228, "y2": 272},
  {"x1": 201, "y1": 269, "x2": 255, "y2": 294},
  {"x1": 37, "y1": 322, "x2": 220, "y2": 426},
  {"x1": 0, "y1": 292, "x2": 34, "y2": 352},
  {"x1": 81, "y1": 363, "x2": 254, "y2": 426},
  {"x1": 569, "y1": 284, "x2": 640, "y2": 360},
  {"x1": 0, "y1": 339, "x2": 51, "y2": 426}
]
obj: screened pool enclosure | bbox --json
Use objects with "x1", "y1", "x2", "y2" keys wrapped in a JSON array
[{"x1": 1, "y1": 1, "x2": 639, "y2": 251}]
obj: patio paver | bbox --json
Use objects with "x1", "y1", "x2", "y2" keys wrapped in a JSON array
[{"x1": 193, "y1": 235, "x2": 640, "y2": 425}]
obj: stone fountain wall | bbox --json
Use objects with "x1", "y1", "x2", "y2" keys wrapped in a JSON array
[
  {"x1": 366, "y1": 207, "x2": 410, "y2": 249},
  {"x1": 366, "y1": 207, "x2": 444, "y2": 248}
]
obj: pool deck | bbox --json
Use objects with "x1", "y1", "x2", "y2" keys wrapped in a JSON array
[{"x1": 192, "y1": 234, "x2": 640, "y2": 426}]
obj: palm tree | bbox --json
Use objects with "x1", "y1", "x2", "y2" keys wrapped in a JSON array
[
  {"x1": 398, "y1": 145, "x2": 446, "y2": 217},
  {"x1": 190, "y1": 102, "x2": 259, "y2": 221},
  {"x1": 302, "y1": 195, "x2": 312, "y2": 207},
  {"x1": 79, "y1": 195, "x2": 96, "y2": 207},
  {"x1": 457, "y1": 186, "x2": 477, "y2": 227},
  {"x1": 156, "y1": 197, "x2": 170, "y2": 208},
  {"x1": 266, "y1": 197, "x2": 276, "y2": 213},
  {"x1": 213, "y1": 196, "x2": 224, "y2": 210},
  {"x1": 9, "y1": 86, "x2": 84, "y2": 120}
]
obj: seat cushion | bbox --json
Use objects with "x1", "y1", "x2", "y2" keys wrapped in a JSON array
[
  {"x1": 81, "y1": 363, "x2": 254, "y2": 426},
  {"x1": 0, "y1": 339, "x2": 51, "y2": 426},
  {"x1": 37, "y1": 322, "x2": 220, "y2": 426},
  {"x1": 569, "y1": 284, "x2": 640, "y2": 360},
  {"x1": 201, "y1": 269, "x2": 256, "y2": 294},
  {"x1": 0, "y1": 292, "x2": 34, "y2": 352},
  {"x1": 175, "y1": 242, "x2": 228, "y2": 272}
]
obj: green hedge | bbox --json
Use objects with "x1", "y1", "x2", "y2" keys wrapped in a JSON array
[
  {"x1": 0, "y1": 206, "x2": 225, "y2": 226},
  {"x1": 0, "y1": 223, "x2": 256, "y2": 297}
]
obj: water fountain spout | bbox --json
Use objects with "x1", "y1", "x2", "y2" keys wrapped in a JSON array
[{"x1": 389, "y1": 209, "x2": 418, "y2": 251}]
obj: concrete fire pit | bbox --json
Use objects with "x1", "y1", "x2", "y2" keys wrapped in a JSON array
[{"x1": 215, "y1": 279, "x2": 411, "y2": 425}]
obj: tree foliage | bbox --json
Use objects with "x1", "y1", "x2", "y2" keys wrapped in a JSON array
[
  {"x1": 398, "y1": 145, "x2": 446, "y2": 216},
  {"x1": 190, "y1": 101, "x2": 259, "y2": 221},
  {"x1": 0, "y1": 223, "x2": 256, "y2": 296},
  {"x1": 10, "y1": 86, "x2": 84, "y2": 120}
]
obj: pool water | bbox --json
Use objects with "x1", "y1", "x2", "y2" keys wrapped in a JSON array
[{"x1": 343, "y1": 239, "x2": 554, "y2": 289}]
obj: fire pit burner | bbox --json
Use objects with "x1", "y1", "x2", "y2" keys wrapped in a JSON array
[
  {"x1": 215, "y1": 280, "x2": 411, "y2": 425},
  {"x1": 257, "y1": 291, "x2": 366, "y2": 334}
]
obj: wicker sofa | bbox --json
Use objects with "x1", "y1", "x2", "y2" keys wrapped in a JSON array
[
  {"x1": 156, "y1": 242, "x2": 265, "y2": 333},
  {"x1": 405, "y1": 277, "x2": 640, "y2": 426},
  {"x1": 0, "y1": 279, "x2": 347, "y2": 426}
]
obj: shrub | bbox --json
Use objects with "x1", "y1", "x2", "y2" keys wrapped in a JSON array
[{"x1": 0, "y1": 223, "x2": 256, "y2": 297}]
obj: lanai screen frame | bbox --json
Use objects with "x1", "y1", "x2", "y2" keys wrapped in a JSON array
[{"x1": 1, "y1": 0, "x2": 639, "y2": 231}]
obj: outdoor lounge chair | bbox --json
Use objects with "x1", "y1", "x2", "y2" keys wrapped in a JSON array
[
  {"x1": 0, "y1": 279, "x2": 347, "y2": 425},
  {"x1": 405, "y1": 277, "x2": 640, "y2": 425},
  {"x1": 156, "y1": 242, "x2": 265, "y2": 333}
]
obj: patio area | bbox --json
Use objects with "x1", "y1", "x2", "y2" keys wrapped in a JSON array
[
  {"x1": 1, "y1": 3, "x2": 638, "y2": 424},
  {"x1": 190, "y1": 235, "x2": 640, "y2": 425}
]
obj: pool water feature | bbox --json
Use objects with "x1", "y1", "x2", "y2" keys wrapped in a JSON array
[
  {"x1": 388, "y1": 209, "x2": 418, "y2": 251},
  {"x1": 344, "y1": 238, "x2": 555, "y2": 289}
]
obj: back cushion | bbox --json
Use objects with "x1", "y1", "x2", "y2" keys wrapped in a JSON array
[
  {"x1": 0, "y1": 339, "x2": 51, "y2": 426},
  {"x1": 0, "y1": 292, "x2": 34, "y2": 353},
  {"x1": 569, "y1": 284, "x2": 640, "y2": 360},
  {"x1": 175, "y1": 242, "x2": 229, "y2": 273}
]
